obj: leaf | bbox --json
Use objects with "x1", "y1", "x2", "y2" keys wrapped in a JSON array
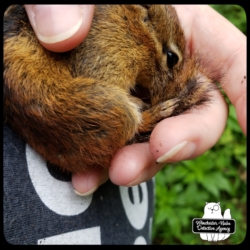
[
  {"x1": 227, "y1": 117, "x2": 243, "y2": 133},
  {"x1": 163, "y1": 165, "x2": 189, "y2": 183},
  {"x1": 183, "y1": 172, "x2": 196, "y2": 183},
  {"x1": 199, "y1": 176, "x2": 219, "y2": 198},
  {"x1": 211, "y1": 172, "x2": 233, "y2": 194},
  {"x1": 154, "y1": 208, "x2": 170, "y2": 226},
  {"x1": 236, "y1": 156, "x2": 246, "y2": 168}
]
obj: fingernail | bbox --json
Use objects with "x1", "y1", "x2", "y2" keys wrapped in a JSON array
[
  {"x1": 32, "y1": 5, "x2": 83, "y2": 44},
  {"x1": 156, "y1": 140, "x2": 196, "y2": 163},
  {"x1": 73, "y1": 186, "x2": 98, "y2": 196}
]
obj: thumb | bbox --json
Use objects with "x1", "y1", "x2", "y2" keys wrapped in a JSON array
[
  {"x1": 24, "y1": 5, "x2": 95, "y2": 52},
  {"x1": 150, "y1": 89, "x2": 228, "y2": 164}
]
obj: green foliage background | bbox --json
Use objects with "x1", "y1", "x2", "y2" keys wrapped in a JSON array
[{"x1": 152, "y1": 5, "x2": 246, "y2": 245}]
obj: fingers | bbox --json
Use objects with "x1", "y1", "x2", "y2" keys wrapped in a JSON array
[
  {"x1": 150, "y1": 89, "x2": 228, "y2": 163},
  {"x1": 24, "y1": 5, "x2": 95, "y2": 52},
  {"x1": 72, "y1": 168, "x2": 109, "y2": 196},
  {"x1": 27, "y1": 5, "x2": 245, "y2": 194},
  {"x1": 109, "y1": 88, "x2": 228, "y2": 186},
  {"x1": 109, "y1": 143, "x2": 165, "y2": 186},
  {"x1": 174, "y1": 5, "x2": 246, "y2": 134},
  {"x1": 24, "y1": 4, "x2": 101, "y2": 196}
]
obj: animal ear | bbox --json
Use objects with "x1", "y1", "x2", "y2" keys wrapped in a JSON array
[
  {"x1": 140, "y1": 4, "x2": 152, "y2": 9},
  {"x1": 217, "y1": 202, "x2": 220, "y2": 205},
  {"x1": 206, "y1": 202, "x2": 208, "y2": 205}
]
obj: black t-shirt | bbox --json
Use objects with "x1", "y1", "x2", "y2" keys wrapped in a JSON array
[{"x1": 3, "y1": 123, "x2": 154, "y2": 245}]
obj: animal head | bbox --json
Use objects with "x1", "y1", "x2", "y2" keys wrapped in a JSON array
[
  {"x1": 203, "y1": 202, "x2": 222, "y2": 218},
  {"x1": 74, "y1": 5, "x2": 216, "y2": 114}
]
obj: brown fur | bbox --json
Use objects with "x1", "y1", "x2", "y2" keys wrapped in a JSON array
[{"x1": 3, "y1": 5, "x2": 216, "y2": 173}]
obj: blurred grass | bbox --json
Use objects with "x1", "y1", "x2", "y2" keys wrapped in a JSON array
[{"x1": 152, "y1": 5, "x2": 246, "y2": 245}]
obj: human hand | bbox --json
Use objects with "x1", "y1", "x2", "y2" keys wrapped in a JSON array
[
  {"x1": 25, "y1": 5, "x2": 246, "y2": 195},
  {"x1": 106, "y1": 5, "x2": 246, "y2": 187},
  {"x1": 24, "y1": 5, "x2": 109, "y2": 195},
  {"x1": 24, "y1": 5, "x2": 95, "y2": 52}
]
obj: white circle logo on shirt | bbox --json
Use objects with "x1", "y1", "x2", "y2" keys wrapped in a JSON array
[
  {"x1": 26, "y1": 144, "x2": 93, "y2": 216},
  {"x1": 119, "y1": 183, "x2": 148, "y2": 230}
]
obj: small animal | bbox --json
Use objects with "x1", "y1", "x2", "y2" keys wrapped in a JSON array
[
  {"x1": 200, "y1": 202, "x2": 231, "y2": 242},
  {"x1": 3, "y1": 5, "x2": 216, "y2": 173}
]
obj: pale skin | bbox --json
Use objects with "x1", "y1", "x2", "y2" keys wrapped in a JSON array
[{"x1": 24, "y1": 5, "x2": 246, "y2": 195}]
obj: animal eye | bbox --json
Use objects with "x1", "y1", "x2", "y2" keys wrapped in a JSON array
[
  {"x1": 167, "y1": 51, "x2": 179, "y2": 69},
  {"x1": 213, "y1": 205, "x2": 219, "y2": 211},
  {"x1": 163, "y1": 45, "x2": 179, "y2": 69}
]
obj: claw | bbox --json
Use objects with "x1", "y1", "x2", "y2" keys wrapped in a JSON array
[{"x1": 159, "y1": 98, "x2": 179, "y2": 118}]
